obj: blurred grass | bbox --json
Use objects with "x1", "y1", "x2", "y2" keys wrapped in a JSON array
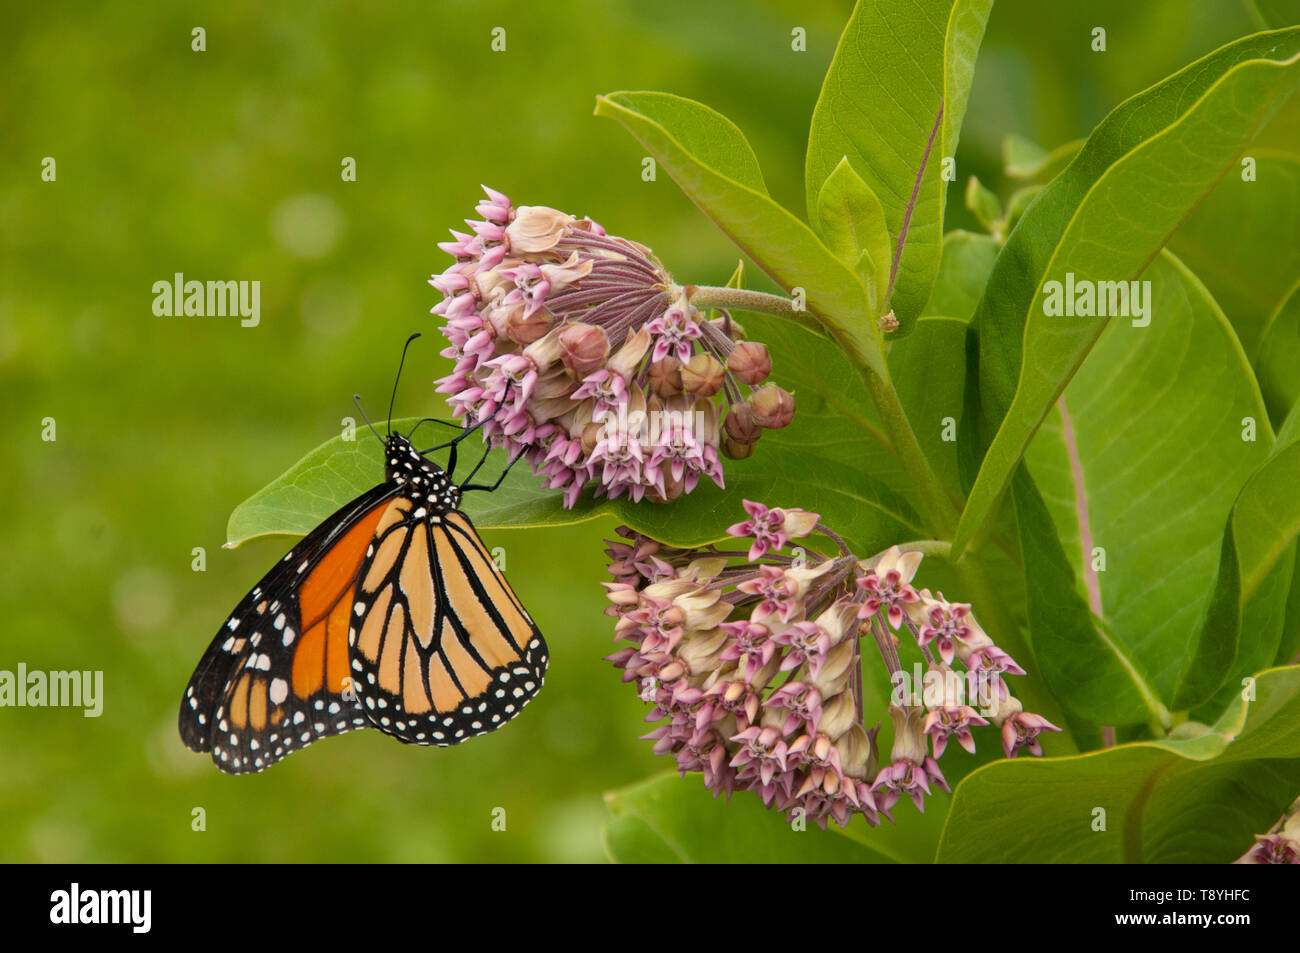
[{"x1": 0, "y1": 0, "x2": 1276, "y2": 862}]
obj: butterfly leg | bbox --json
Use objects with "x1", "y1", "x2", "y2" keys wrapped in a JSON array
[{"x1": 461, "y1": 445, "x2": 524, "y2": 493}]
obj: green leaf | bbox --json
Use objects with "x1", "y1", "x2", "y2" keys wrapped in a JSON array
[
  {"x1": 225, "y1": 419, "x2": 575, "y2": 547},
  {"x1": 1256, "y1": 279, "x2": 1300, "y2": 426},
  {"x1": 1168, "y1": 151, "x2": 1300, "y2": 356},
  {"x1": 1002, "y1": 134, "x2": 1084, "y2": 182},
  {"x1": 1021, "y1": 252, "x2": 1273, "y2": 717},
  {"x1": 228, "y1": 396, "x2": 925, "y2": 557},
  {"x1": 1013, "y1": 465, "x2": 1160, "y2": 727},
  {"x1": 889, "y1": 316, "x2": 968, "y2": 495},
  {"x1": 595, "y1": 90, "x2": 884, "y2": 376},
  {"x1": 936, "y1": 666, "x2": 1300, "y2": 862},
  {"x1": 603, "y1": 772, "x2": 893, "y2": 863},
  {"x1": 963, "y1": 175, "x2": 1002, "y2": 234},
  {"x1": 805, "y1": 0, "x2": 994, "y2": 333},
  {"x1": 1233, "y1": 441, "x2": 1300, "y2": 605},
  {"x1": 1278, "y1": 543, "x2": 1300, "y2": 665},
  {"x1": 953, "y1": 30, "x2": 1300, "y2": 558},
  {"x1": 1186, "y1": 408, "x2": 1300, "y2": 713},
  {"x1": 921, "y1": 229, "x2": 998, "y2": 322},
  {"x1": 813, "y1": 157, "x2": 893, "y2": 314}
]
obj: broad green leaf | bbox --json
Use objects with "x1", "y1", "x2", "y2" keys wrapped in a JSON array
[
  {"x1": 805, "y1": 0, "x2": 993, "y2": 333},
  {"x1": 1256, "y1": 279, "x2": 1300, "y2": 426},
  {"x1": 225, "y1": 418, "x2": 572, "y2": 546},
  {"x1": 1013, "y1": 466, "x2": 1159, "y2": 727},
  {"x1": 889, "y1": 316, "x2": 967, "y2": 495},
  {"x1": 1193, "y1": 548, "x2": 1296, "y2": 721},
  {"x1": 1168, "y1": 151, "x2": 1300, "y2": 356},
  {"x1": 1002, "y1": 134, "x2": 1084, "y2": 182},
  {"x1": 963, "y1": 175, "x2": 1001, "y2": 233},
  {"x1": 227, "y1": 399, "x2": 925, "y2": 556},
  {"x1": 813, "y1": 157, "x2": 892, "y2": 314},
  {"x1": 1233, "y1": 442, "x2": 1300, "y2": 604},
  {"x1": 920, "y1": 229, "x2": 998, "y2": 322},
  {"x1": 953, "y1": 30, "x2": 1300, "y2": 558},
  {"x1": 594, "y1": 91, "x2": 884, "y2": 377},
  {"x1": 937, "y1": 666, "x2": 1300, "y2": 863},
  {"x1": 1188, "y1": 403, "x2": 1300, "y2": 713},
  {"x1": 1022, "y1": 252, "x2": 1272, "y2": 717},
  {"x1": 1279, "y1": 542, "x2": 1300, "y2": 665},
  {"x1": 603, "y1": 772, "x2": 893, "y2": 863}
]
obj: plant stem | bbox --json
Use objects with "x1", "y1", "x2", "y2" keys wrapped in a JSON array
[
  {"x1": 691, "y1": 285, "x2": 956, "y2": 537},
  {"x1": 687, "y1": 286, "x2": 805, "y2": 323},
  {"x1": 688, "y1": 284, "x2": 892, "y2": 449}
]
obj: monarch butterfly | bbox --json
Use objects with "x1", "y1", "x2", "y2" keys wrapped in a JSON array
[{"x1": 178, "y1": 335, "x2": 547, "y2": 774}]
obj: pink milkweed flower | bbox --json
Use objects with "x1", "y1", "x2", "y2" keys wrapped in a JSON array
[
  {"x1": 431, "y1": 187, "x2": 795, "y2": 507},
  {"x1": 602, "y1": 506, "x2": 1047, "y2": 834},
  {"x1": 1234, "y1": 834, "x2": 1300, "y2": 864},
  {"x1": 993, "y1": 697, "x2": 1061, "y2": 758},
  {"x1": 730, "y1": 726, "x2": 789, "y2": 788},
  {"x1": 856, "y1": 545, "x2": 923, "y2": 629},
  {"x1": 719, "y1": 621, "x2": 776, "y2": 681},
  {"x1": 725, "y1": 500, "x2": 820, "y2": 561},
  {"x1": 772, "y1": 621, "x2": 832, "y2": 677}
]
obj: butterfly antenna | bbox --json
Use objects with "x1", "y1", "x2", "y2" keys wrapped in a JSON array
[
  {"x1": 352, "y1": 394, "x2": 384, "y2": 445},
  {"x1": 388, "y1": 333, "x2": 422, "y2": 436}
]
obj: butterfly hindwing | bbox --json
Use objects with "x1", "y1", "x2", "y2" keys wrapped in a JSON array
[
  {"x1": 179, "y1": 484, "x2": 396, "y2": 773},
  {"x1": 348, "y1": 504, "x2": 549, "y2": 745}
]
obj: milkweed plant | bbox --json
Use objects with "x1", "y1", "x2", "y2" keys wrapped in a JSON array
[{"x1": 231, "y1": 1, "x2": 1300, "y2": 863}]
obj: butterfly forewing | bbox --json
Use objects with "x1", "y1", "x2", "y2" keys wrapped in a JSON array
[
  {"x1": 348, "y1": 504, "x2": 549, "y2": 745},
  {"x1": 179, "y1": 485, "x2": 395, "y2": 773}
]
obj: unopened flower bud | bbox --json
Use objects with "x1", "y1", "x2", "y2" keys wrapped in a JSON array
[
  {"x1": 810, "y1": 639, "x2": 856, "y2": 696},
  {"x1": 580, "y1": 421, "x2": 605, "y2": 456},
  {"x1": 505, "y1": 302, "x2": 552, "y2": 345},
  {"x1": 888, "y1": 704, "x2": 929, "y2": 764},
  {"x1": 819, "y1": 693, "x2": 858, "y2": 740},
  {"x1": 678, "y1": 627, "x2": 729, "y2": 674},
  {"x1": 724, "y1": 403, "x2": 762, "y2": 443},
  {"x1": 647, "y1": 357, "x2": 684, "y2": 397},
  {"x1": 835, "y1": 724, "x2": 877, "y2": 779},
  {"x1": 726, "y1": 341, "x2": 771, "y2": 385},
  {"x1": 680, "y1": 352, "x2": 726, "y2": 397},
  {"x1": 750, "y1": 384, "x2": 795, "y2": 429},
  {"x1": 723, "y1": 436, "x2": 756, "y2": 459},
  {"x1": 558, "y1": 323, "x2": 609, "y2": 377}
]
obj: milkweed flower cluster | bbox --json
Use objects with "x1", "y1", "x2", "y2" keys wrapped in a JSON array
[
  {"x1": 431, "y1": 187, "x2": 795, "y2": 507},
  {"x1": 602, "y1": 500, "x2": 1059, "y2": 830}
]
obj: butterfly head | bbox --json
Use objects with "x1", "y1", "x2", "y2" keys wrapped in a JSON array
[{"x1": 384, "y1": 434, "x2": 461, "y2": 512}]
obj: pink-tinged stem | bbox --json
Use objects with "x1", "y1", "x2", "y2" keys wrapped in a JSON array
[{"x1": 887, "y1": 100, "x2": 944, "y2": 307}]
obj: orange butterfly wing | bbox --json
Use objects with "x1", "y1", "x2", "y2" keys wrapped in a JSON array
[{"x1": 179, "y1": 486, "x2": 394, "y2": 774}]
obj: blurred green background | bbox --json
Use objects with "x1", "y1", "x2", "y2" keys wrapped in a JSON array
[{"x1": 0, "y1": 0, "x2": 1285, "y2": 862}]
